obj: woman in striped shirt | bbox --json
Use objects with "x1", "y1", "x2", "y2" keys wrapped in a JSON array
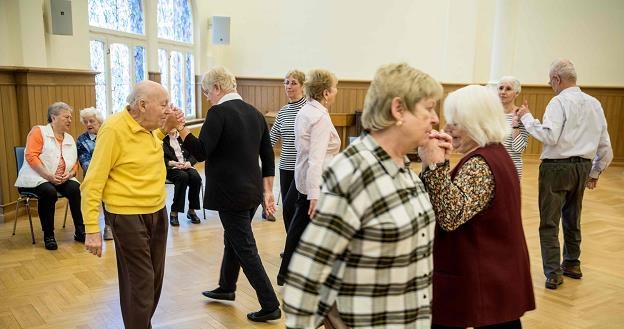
[
  {"x1": 269, "y1": 70, "x2": 306, "y2": 230},
  {"x1": 497, "y1": 76, "x2": 529, "y2": 177}
]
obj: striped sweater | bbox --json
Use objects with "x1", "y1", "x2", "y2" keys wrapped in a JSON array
[
  {"x1": 502, "y1": 113, "x2": 529, "y2": 177},
  {"x1": 270, "y1": 97, "x2": 306, "y2": 170}
]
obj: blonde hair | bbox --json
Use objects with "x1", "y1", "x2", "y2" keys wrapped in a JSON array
[
  {"x1": 285, "y1": 69, "x2": 306, "y2": 85},
  {"x1": 444, "y1": 85, "x2": 510, "y2": 146},
  {"x1": 304, "y1": 69, "x2": 337, "y2": 102},
  {"x1": 361, "y1": 63, "x2": 443, "y2": 131},
  {"x1": 201, "y1": 66, "x2": 237, "y2": 94}
]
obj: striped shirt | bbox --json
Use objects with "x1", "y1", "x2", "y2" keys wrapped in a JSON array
[
  {"x1": 270, "y1": 97, "x2": 306, "y2": 170},
  {"x1": 284, "y1": 133, "x2": 435, "y2": 329},
  {"x1": 502, "y1": 113, "x2": 529, "y2": 177}
]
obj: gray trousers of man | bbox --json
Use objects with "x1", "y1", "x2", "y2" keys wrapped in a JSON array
[
  {"x1": 538, "y1": 159, "x2": 591, "y2": 277},
  {"x1": 108, "y1": 207, "x2": 168, "y2": 329}
]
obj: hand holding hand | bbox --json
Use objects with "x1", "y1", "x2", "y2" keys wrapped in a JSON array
[
  {"x1": 515, "y1": 100, "x2": 530, "y2": 119},
  {"x1": 163, "y1": 106, "x2": 183, "y2": 132},
  {"x1": 85, "y1": 233, "x2": 103, "y2": 257}
]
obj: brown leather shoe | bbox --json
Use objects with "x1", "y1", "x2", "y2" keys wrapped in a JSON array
[
  {"x1": 545, "y1": 273, "x2": 563, "y2": 289},
  {"x1": 561, "y1": 264, "x2": 583, "y2": 279}
]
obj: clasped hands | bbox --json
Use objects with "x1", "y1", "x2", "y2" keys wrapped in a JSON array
[
  {"x1": 418, "y1": 130, "x2": 453, "y2": 169},
  {"x1": 163, "y1": 104, "x2": 186, "y2": 132}
]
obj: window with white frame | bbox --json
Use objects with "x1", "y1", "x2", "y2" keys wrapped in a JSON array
[
  {"x1": 88, "y1": 0, "x2": 147, "y2": 117},
  {"x1": 88, "y1": 0, "x2": 196, "y2": 118},
  {"x1": 157, "y1": 0, "x2": 196, "y2": 118}
]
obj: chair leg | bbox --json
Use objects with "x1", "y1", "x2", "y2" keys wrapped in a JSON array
[
  {"x1": 201, "y1": 186, "x2": 206, "y2": 219},
  {"x1": 62, "y1": 199, "x2": 68, "y2": 229},
  {"x1": 12, "y1": 198, "x2": 20, "y2": 235},
  {"x1": 25, "y1": 201, "x2": 35, "y2": 244}
]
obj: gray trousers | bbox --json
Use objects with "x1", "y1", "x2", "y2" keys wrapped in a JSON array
[{"x1": 538, "y1": 158, "x2": 591, "y2": 277}]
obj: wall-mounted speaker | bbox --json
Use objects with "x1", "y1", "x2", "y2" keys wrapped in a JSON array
[
  {"x1": 48, "y1": 0, "x2": 73, "y2": 35},
  {"x1": 212, "y1": 16, "x2": 230, "y2": 45}
]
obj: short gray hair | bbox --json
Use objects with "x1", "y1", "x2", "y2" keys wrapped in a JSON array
[
  {"x1": 550, "y1": 59, "x2": 577, "y2": 82},
  {"x1": 361, "y1": 63, "x2": 443, "y2": 132},
  {"x1": 47, "y1": 102, "x2": 72, "y2": 123},
  {"x1": 444, "y1": 85, "x2": 510, "y2": 146},
  {"x1": 201, "y1": 66, "x2": 237, "y2": 94},
  {"x1": 497, "y1": 76, "x2": 522, "y2": 94},
  {"x1": 79, "y1": 107, "x2": 104, "y2": 124}
]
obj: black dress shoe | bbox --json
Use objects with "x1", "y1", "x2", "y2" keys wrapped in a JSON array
[
  {"x1": 247, "y1": 308, "x2": 281, "y2": 322},
  {"x1": 170, "y1": 215, "x2": 179, "y2": 226},
  {"x1": 561, "y1": 264, "x2": 582, "y2": 279},
  {"x1": 74, "y1": 232, "x2": 86, "y2": 243},
  {"x1": 202, "y1": 288, "x2": 235, "y2": 301},
  {"x1": 44, "y1": 236, "x2": 58, "y2": 250},
  {"x1": 187, "y1": 212, "x2": 201, "y2": 224},
  {"x1": 545, "y1": 273, "x2": 563, "y2": 289}
]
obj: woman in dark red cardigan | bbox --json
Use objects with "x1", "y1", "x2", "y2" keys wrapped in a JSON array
[{"x1": 419, "y1": 85, "x2": 535, "y2": 329}]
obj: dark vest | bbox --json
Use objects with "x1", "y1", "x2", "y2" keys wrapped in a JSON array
[{"x1": 432, "y1": 144, "x2": 535, "y2": 327}]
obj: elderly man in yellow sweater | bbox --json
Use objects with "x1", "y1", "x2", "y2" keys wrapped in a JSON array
[{"x1": 81, "y1": 80, "x2": 184, "y2": 329}]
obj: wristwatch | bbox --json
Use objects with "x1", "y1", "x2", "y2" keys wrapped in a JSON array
[{"x1": 428, "y1": 161, "x2": 447, "y2": 171}]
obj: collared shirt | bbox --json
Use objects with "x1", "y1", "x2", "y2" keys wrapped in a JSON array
[
  {"x1": 217, "y1": 92, "x2": 243, "y2": 105},
  {"x1": 81, "y1": 107, "x2": 166, "y2": 233},
  {"x1": 520, "y1": 86, "x2": 613, "y2": 178},
  {"x1": 77, "y1": 131, "x2": 97, "y2": 172},
  {"x1": 294, "y1": 99, "x2": 341, "y2": 199},
  {"x1": 284, "y1": 133, "x2": 435, "y2": 329},
  {"x1": 168, "y1": 132, "x2": 185, "y2": 163}
]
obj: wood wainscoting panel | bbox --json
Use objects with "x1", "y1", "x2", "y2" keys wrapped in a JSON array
[
  {"x1": 237, "y1": 77, "x2": 624, "y2": 166},
  {"x1": 0, "y1": 67, "x2": 96, "y2": 219}
]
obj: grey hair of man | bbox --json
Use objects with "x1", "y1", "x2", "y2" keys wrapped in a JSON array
[
  {"x1": 550, "y1": 59, "x2": 577, "y2": 82},
  {"x1": 201, "y1": 66, "x2": 237, "y2": 94},
  {"x1": 125, "y1": 80, "x2": 167, "y2": 109},
  {"x1": 497, "y1": 76, "x2": 522, "y2": 94},
  {"x1": 47, "y1": 102, "x2": 72, "y2": 123},
  {"x1": 79, "y1": 107, "x2": 104, "y2": 124}
]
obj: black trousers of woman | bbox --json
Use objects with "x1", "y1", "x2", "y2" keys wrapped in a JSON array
[
  {"x1": 18, "y1": 180, "x2": 85, "y2": 237},
  {"x1": 277, "y1": 191, "x2": 311, "y2": 285},
  {"x1": 218, "y1": 206, "x2": 280, "y2": 311},
  {"x1": 166, "y1": 168, "x2": 202, "y2": 213},
  {"x1": 279, "y1": 169, "x2": 296, "y2": 231}
]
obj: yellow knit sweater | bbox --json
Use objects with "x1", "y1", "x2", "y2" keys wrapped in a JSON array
[{"x1": 81, "y1": 108, "x2": 167, "y2": 233}]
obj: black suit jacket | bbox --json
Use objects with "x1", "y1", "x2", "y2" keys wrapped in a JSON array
[
  {"x1": 183, "y1": 99, "x2": 274, "y2": 211},
  {"x1": 163, "y1": 135, "x2": 197, "y2": 169}
]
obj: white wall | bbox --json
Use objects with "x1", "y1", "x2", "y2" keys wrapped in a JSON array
[{"x1": 195, "y1": 0, "x2": 624, "y2": 85}]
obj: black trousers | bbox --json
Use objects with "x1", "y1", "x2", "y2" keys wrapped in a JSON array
[
  {"x1": 280, "y1": 169, "x2": 297, "y2": 231},
  {"x1": 277, "y1": 192, "x2": 311, "y2": 284},
  {"x1": 432, "y1": 319, "x2": 522, "y2": 329},
  {"x1": 109, "y1": 208, "x2": 168, "y2": 329},
  {"x1": 18, "y1": 180, "x2": 85, "y2": 237},
  {"x1": 538, "y1": 158, "x2": 591, "y2": 277},
  {"x1": 217, "y1": 207, "x2": 279, "y2": 311},
  {"x1": 166, "y1": 168, "x2": 202, "y2": 213}
]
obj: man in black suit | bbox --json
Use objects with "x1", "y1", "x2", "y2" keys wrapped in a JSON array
[
  {"x1": 163, "y1": 129, "x2": 202, "y2": 226},
  {"x1": 177, "y1": 66, "x2": 280, "y2": 322}
]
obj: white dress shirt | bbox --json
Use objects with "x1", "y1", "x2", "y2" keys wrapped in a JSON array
[
  {"x1": 294, "y1": 99, "x2": 341, "y2": 200},
  {"x1": 520, "y1": 86, "x2": 613, "y2": 178}
]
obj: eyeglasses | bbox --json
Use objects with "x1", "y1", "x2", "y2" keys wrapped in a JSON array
[{"x1": 283, "y1": 81, "x2": 299, "y2": 86}]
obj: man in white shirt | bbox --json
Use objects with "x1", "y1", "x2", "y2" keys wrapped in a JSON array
[{"x1": 517, "y1": 59, "x2": 613, "y2": 290}]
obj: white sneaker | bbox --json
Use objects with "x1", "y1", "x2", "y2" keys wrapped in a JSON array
[{"x1": 103, "y1": 225, "x2": 113, "y2": 240}]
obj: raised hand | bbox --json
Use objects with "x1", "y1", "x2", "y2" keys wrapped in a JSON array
[{"x1": 515, "y1": 99, "x2": 530, "y2": 118}]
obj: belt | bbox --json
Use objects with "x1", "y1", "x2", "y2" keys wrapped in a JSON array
[{"x1": 542, "y1": 156, "x2": 590, "y2": 163}]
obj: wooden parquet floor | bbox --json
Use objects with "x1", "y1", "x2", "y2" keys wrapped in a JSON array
[{"x1": 1, "y1": 159, "x2": 623, "y2": 329}]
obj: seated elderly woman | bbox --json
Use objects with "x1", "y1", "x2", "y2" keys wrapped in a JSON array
[
  {"x1": 283, "y1": 63, "x2": 445, "y2": 328},
  {"x1": 419, "y1": 85, "x2": 535, "y2": 329},
  {"x1": 15, "y1": 102, "x2": 86, "y2": 250},
  {"x1": 163, "y1": 128, "x2": 202, "y2": 226},
  {"x1": 76, "y1": 107, "x2": 112, "y2": 240}
]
